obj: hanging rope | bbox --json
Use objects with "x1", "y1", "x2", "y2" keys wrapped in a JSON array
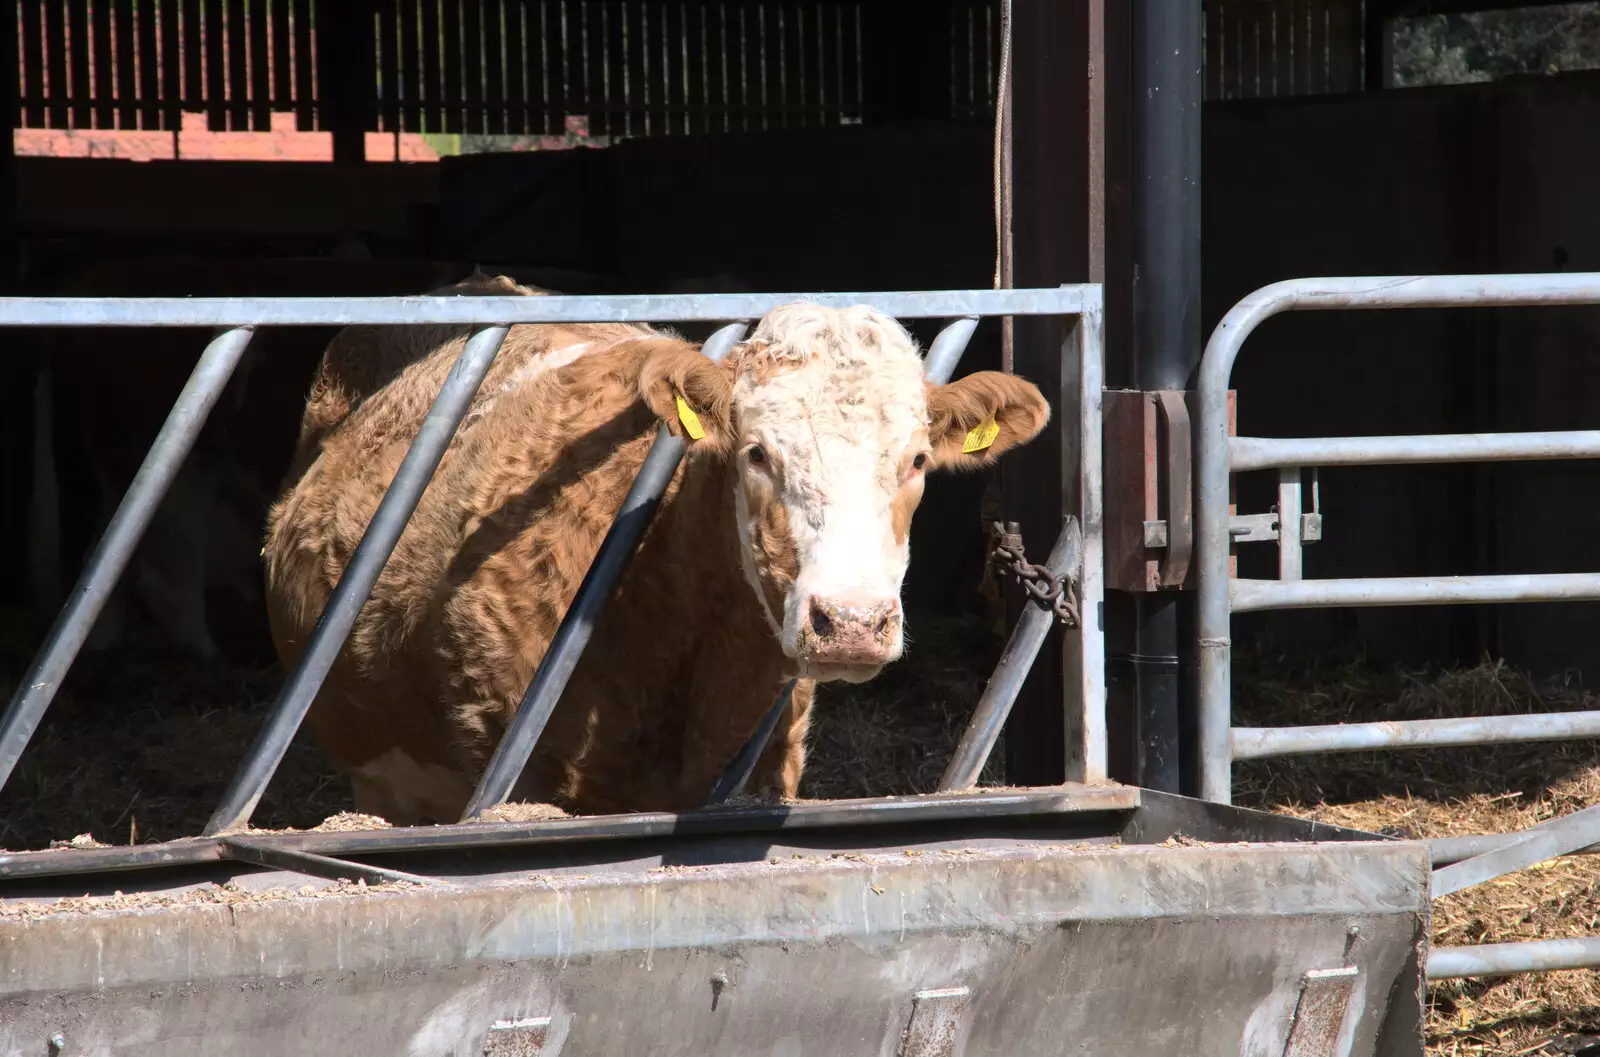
[{"x1": 992, "y1": 0, "x2": 1013, "y2": 292}]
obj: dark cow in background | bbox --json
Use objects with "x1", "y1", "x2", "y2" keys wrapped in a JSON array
[
  {"x1": 19, "y1": 261, "x2": 762, "y2": 666},
  {"x1": 265, "y1": 275, "x2": 1049, "y2": 823},
  {"x1": 24, "y1": 257, "x2": 463, "y2": 663}
]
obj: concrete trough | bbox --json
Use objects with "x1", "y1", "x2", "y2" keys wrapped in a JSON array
[{"x1": 0, "y1": 785, "x2": 1429, "y2": 1057}]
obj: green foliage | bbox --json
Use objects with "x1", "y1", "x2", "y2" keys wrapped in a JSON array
[{"x1": 1393, "y1": 2, "x2": 1600, "y2": 87}]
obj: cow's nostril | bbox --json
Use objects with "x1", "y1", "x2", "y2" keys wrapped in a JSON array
[
  {"x1": 809, "y1": 601, "x2": 834, "y2": 639},
  {"x1": 875, "y1": 614, "x2": 892, "y2": 635}
]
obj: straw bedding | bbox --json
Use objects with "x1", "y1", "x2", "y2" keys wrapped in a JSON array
[{"x1": 1, "y1": 608, "x2": 1596, "y2": 1055}]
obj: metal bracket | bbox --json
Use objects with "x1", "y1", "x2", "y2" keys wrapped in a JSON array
[
  {"x1": 1104, "y1": 388, "x2": 1235, "y2": 591},
  {"x1": 1281, "y1": 967, "x2": 1358, "y2": 1057},
  {"x1": 219, "y1": 836, "x2": 440, "y2": 887},
  {"x1": 1154, "y1": 391, "x2": 1193, "y2": 587},
  {"x1": 482, "y1": 1015, "x2": 569, "y2": 1056},
  {"x1": 897, "y1": 986, "x2": 972, "y2": 1057}
]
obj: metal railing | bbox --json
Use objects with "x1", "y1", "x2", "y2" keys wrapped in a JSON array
[
  {"x1": 1196, "y1": 271, "x2": 1600, "y2": 980},
  {"x1": 0, "y1": 287, "x2": 1105, "y2": 864}
]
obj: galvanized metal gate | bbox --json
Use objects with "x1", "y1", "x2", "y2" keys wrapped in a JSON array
[
  {"x1": 0, "y1": 284, "x2": 1450, "y2": 1057},
  {"x1": 0, "y1": 284, "x2": 1105, "y2": 870},
  {"x1": 1196, "y1": 271, "x2": 1600, "y2": 981}
]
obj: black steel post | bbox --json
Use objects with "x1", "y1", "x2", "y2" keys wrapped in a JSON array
[
  {"x1": 324, "y1": 0, "x2": 374, "y2": 165},
  {"x1": 1125, "y1": 1, "x2": 1201, "y2": 795}
]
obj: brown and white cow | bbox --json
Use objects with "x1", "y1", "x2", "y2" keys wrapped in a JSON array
[{"x1": 263, "y1": 275, "x2": 1049, "y2": 824}]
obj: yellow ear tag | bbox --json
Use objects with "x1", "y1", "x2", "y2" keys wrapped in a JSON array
[
  {"x1": 675, "y1": 394, "x2": 706, "y2": 441},
  {"x1": 961, "y1": 417, "x2": 1000, "y2": 454}
]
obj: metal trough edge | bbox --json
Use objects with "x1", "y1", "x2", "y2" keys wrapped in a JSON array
[
  {"x1": 0, "y1": 839, "x2": 1430, "y2": 999},
  {"x1": 0, "y1": 785, "x2": 1139, "y2": 881}
]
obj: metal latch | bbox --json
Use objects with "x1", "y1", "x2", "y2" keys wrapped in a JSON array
[{"x1": 1144, "y1": 467, "x2": 1324, "y2": 547}]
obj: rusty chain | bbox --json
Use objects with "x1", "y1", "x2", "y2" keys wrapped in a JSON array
[{"x1": 986, "y1": 520, "x2": 1079, "y2": 627}]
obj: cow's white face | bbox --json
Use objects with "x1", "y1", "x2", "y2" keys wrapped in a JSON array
[{"x1": 640, "y1": 303, "x2": 1050, "y2": 684}]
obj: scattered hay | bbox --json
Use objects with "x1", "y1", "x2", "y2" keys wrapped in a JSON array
[
  {"x1": 11, "y1": 613, "x2": 1600, "y2": 1056},
  {"x1": 0, "y1": 876, "x2": 421, "y2": 921},
  {"x1": 0, "y1": 611, "x2": 1003, "y2": 851},
  {"x1": 476, "y1": 802, "x2": 572, "y2": 824},
  {"x1": 1234, "y1": 648, "x2": 1600, "y2": 1057},
  {"x1": 0, "y1": 643, "x2": 352, "y2": 850},
  {"x1": 802, "y1": 612, "x2": 1004, "y2": 799},
  {"x1": 704, "y1": 792, "x2": 793, "y2": 809},
  {"x1": 47, "y1": 833, "x2": 108, "y2": 850},
  {"x1": 312, "y1": 812, "x2": 392, "y2": 832}
]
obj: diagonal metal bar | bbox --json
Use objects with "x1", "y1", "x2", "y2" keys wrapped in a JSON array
[
  {"x1": 1430, "y1": 813, "x2": 1600, "y2": 866},
  {"x1": 939, "y1": 517, "x2": 1082, "y2": 791},
  {"x1": 204, "y1": 325, "x2": 512, "y2": 836},
  {"x1": 219, "y1": 836, "x2": 440, "y2": 887},
  {"x1": 461, "y1": 322, "x2": 750, "y2": 819},
  {"x1": 702, "y1": 680, "x2": 798, "y2": 806},
  {"x1": 1432, "y1": 802, "x2": 1600, "y2": 898},
  {"x1": 0, "y1": 326, "x2": 256, "y2": 796},
  {"x1": 692, "y1": 316, "x2": 982, "y2": 810}
]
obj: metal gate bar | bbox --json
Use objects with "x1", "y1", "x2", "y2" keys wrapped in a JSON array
[
  {"x1": 1197, "y1": 272, "x2": 1600, "y2": 805},
  {"x1": 1432, "y1": 802, "x2": 1600, "y2": 899},
  {"x1": 0, "y1": 291, "x2": 1086, "y2": 328},
  {"x1": 1233, "y1": 572, "x2": 1600, "y2": 612},
  {"x1": 1234, "y1": 709, "x2": 1600, "y2": 760},
  {"x1": 702, "y1": 680, "x2": 800, "y2": 806},
  {"x1": 939, "y1": 517, "x2": 1083, "y2": 791},
  {"x1": 0, "y1": 288, "x2": 1103, "y2": 847},
  {"x1": 1231, "y1": 430, "x2": 1600, "y2": 471},
  {"x1": 207, "y1": 324, "x2": 512, "y2": 835},
  {"x1": 1428, "y1": 937, "x2": 1600, "y2": 980},
  {"x1": 460, "y1": 322, "x2": 750, "y2": 819},
  {"x1": 0, "y1": 326, "x2": 256, "y2": 793},
  {"x1": 1197, "y1": 270, "x2": 1600, "y2": 979},
  {"x1": 1430, "y1": 815, "x2": 1600, "y2": 866}
]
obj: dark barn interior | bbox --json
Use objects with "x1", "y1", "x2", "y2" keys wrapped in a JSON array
[
  {"x1": 2, "y1": 0, "x2": 1600, "y2": 845},
  {"x1": 10, "y1": 5, "x2": 1600, "y2": 1050}
]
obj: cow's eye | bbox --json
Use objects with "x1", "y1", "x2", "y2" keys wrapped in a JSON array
[
  {"x1": 912, "y1": 453, "x2": 929, "y2": 471},
  {"x1": 747, "y1": 445, "x2": 767, "y2": 466}
]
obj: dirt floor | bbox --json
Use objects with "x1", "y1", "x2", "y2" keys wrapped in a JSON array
[{"x1": 2, "y1": 608, "x2": 1599, "y2": 1056}]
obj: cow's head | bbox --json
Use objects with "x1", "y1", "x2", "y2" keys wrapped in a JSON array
[{"x1": 641, "y1": 303, "x2": 1050, "y2": 683}]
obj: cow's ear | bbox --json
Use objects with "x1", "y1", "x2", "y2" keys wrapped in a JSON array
[
  {"x1": 636, "y1": 339, "x2": 735, "y2": 453},
  {"x1": 925, "y1": 372, "x2": 1051, "y2": 471}
]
